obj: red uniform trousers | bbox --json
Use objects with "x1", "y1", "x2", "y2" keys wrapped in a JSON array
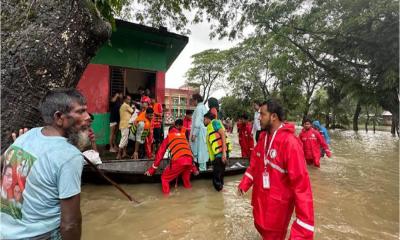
[{"x1": 161, "y1": 162, "x2": 193, "y2": 194}]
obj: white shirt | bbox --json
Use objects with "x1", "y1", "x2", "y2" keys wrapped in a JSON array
[{"x1": 253, "y1": 111, "x2": 261, "y2": 134}]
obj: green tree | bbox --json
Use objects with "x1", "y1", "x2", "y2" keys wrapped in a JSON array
[
  {"x1": 185, "y1": 49, "x2": 228, "y2": 102},
  {"x1": 1, "y1": 0, "x2": 238, "y2": 151},
  {"x1": 220, "y1": 96, "x2": 252, "y2": 120},
  {"x1": 199, "y1": 0, "x2": 399, "y2": 135}
]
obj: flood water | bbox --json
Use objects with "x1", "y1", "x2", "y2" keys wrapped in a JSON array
[{"x1": 81, "y1": 129, "x2": 399, "y2": 239}]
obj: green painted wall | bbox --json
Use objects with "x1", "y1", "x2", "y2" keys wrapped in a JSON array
[
  {"x1": 92, "y1": 113, "x2": 110, "y2": 145},
  {"x1": 91, "y1": 36, "x2": 167, "y2": 71},
  {"x1": 90, "y1": 24, "x2": 187, "y2": 72}
]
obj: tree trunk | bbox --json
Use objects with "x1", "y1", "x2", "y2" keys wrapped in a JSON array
[
  {"x1": 373, "y1": 116, "x2": 376, "y2": 133},
  {"x1": 325, "y1": 106, "x2": 330, "y2": 129},
  {"x1": 391, "y1": 113, "x2": 399, "y2": 137},
  {"x1": 365, "y1": 108, "x2": 369, "y2": 132},
  {"x1": 1, "y1": 0, "x2": 111, "y2": 152},
  {"x1": 353, "y1": 99, "x2": 362, "y2": 131},
  {"x1": 302, "y1": 97, "x2": 311, "y2": 119}
]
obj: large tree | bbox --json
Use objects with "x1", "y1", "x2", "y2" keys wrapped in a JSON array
[
  {"x1": 198, "y1": 0, "x2": 399, "y2": 135},
  {"x1": 185, "y1": 49, "x2": 228, "y2": 102},
  {"x1": 0, "y1": 0, "x2": 231, "y2": 152},
  {"x1": 1, "y1": 0, "x2": 111, "y2": 152}
]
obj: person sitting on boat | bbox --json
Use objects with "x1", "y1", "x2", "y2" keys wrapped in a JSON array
[
  {"x1": 144, "y1": 119, "x2": 198, "y2": 195},
  {"x1": 237, "y1": 113, "x2": 254, "y2": 158},
  {"x1": 204, "y1": 111, "x2": 232, "y2": 192},
  {"x1": 299, "y1": 118, "x2": 331, "y2": 168},
  {"x1": 131, "y1": 107, "x2": 154, "y2": 159}
]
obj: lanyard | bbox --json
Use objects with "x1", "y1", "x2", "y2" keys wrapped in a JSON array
[{"x1": 263, "y1": 124, "x2": 283, "y2": 169}]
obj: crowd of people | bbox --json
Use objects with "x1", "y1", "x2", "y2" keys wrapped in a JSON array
[
  {"x1": 236, "y1": 101, "x2": 332, "y2": 168},
  {"x1": 105, "y1": 90, "x2": 233, "y2": 194},
  {"x1": 1, "y1": 88, "x2": 333, "y2": 240}
]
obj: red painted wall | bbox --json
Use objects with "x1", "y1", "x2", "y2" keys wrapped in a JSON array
[
  {"x1": 77, "y1": 64, "x2": 110, "y2": 113},
  {"x1": 156, "y1": 71, "x2": 165, "y2": 103}
]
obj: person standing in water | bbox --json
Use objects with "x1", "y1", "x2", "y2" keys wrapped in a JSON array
[
  {"x1": 238, "y1": 99, "x2": 314, "y2": 240},
  {"x1": 299, "y1": 118, "x2": 331, "y2": 167}
]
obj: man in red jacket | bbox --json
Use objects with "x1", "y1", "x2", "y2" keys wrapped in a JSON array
[
  {"x1": 237, "y1": 113, "x2": 254, "y2": 158},
  {"x1": 299, "y1": 118, "x2": 331, "y2": 167},
  {"x1": 144, "y1": 119, "x2": 198, "y2": 195},
  {"x1": 238, "y1": 99, "x2": 315, "y2": 240}
]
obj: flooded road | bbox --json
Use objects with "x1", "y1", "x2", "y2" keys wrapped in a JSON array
[{"x1": 81, "y1": 130, "x2": 399, "y2": 239}]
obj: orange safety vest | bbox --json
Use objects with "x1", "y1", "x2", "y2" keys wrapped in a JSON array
[
  {"x1": 131, "y1": 112, "x2": 152, "y2": 141},
  {"x1": 152, "y1": 103, "x2": 163, "y2": 126},
  {"x1": 166, "y1": 132, "x2": 193, "y2": 161}
]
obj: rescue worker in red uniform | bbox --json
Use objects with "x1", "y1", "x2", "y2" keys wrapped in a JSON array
[
  {"x1": 144, "y1": 119, "x2": 198, "y2": 195},
  {"x1": 238, "y1": 99, "x2": 315, "y2": 240},
  {"x1": 237, "y1": 113, "x2": 254, "y2": 158},
  {"x1": 299, "y1": 118, "x2": 331, "y2": 167}
]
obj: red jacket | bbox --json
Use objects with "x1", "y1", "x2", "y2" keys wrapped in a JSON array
[
  {"x1": 239, "y1": 123, "x2": 314, "y2": 239},
  {"x1": 147, "y1": 128, "x2": 193, "y2": 175},
  {"x1": 141, "y1": 95, "x2": 151, "y2": 104},
  {"x1": 299, "y1": 128, "x2": 330, "y2": 162},
  {"x1": 237, "y1": 122, "x2": 254, "y2": 157}
]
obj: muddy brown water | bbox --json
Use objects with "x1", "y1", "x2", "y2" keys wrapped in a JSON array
[{"x1": 81, "y1": 129, "x2": 399, "y2": 239}]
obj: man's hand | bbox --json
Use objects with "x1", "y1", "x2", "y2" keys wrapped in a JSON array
[
  {"x1": 144, "y1": 170, "x2": 152, "y2": 176},
  {"x1": 191, "y1": 135, "x2": 196, "y2": 142},
  {"x1": 132, "y1": 152, "x2": 139, "y2": 159},
  {"x1": 11, "y1": 128, "x2": 29, "y2": 142},
  {"x1": 237, "y1": 187, "x2": 244, "y2": 196},
  {"x1": 222, "y1": 152, "x2": 227, "y2": 163},
  {"x1": 326, "y1": 150, "x2": 332, "y2": 158},
  {"x1": 192, "y1": 165, "x2": 200, "y2": 176}
]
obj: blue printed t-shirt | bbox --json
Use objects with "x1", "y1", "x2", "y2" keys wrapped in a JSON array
[{"x1": 0, "y1": 127, "x2": 84, "y2": 239}]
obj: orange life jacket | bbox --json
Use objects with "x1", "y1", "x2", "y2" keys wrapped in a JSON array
[
  {"x1": 131, "y1": 112, "x2": 152, "y2": 141},
  {"x1": 167, "y1": 132, "x2": 193, "y2": 161},
  {"x1": 152, "y1": 103, "x2": 163, "y2": 126}
]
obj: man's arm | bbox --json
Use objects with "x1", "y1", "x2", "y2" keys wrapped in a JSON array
[
  {"x1": 60, "y1": 194, "x2": 82, "y2": 240},
  {"x1": 238, "y1": 140, "x2": 258, "y2": 194},
  {"x1": 58, "y1": 154, "x2": 83, "y2": 239},
  {"x1": 127, "y1": 105, "x2": 134, "y2": 115},
  {"x1": 144, "y1": 137, "x2": 168, "y2": 176},
  {"x1": 316, "y1": 130, "x2": 331, "y2": 157},
  {"x1": 218, "y1": 127, "x2": 227, "y2": 163}
]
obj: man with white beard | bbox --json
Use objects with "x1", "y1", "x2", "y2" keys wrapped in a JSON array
[{"x1": 0, "y1": 88, "x2": 91, "y2": 240}]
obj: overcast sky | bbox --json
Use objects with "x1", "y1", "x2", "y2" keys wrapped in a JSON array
[{"x1": 165, "y1": 22, "x2": 240, "y2": 99}]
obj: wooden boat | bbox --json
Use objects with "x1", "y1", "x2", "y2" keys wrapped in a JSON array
[{"x1": 82, "y1": 157, "x2": 249, "y2": 184}]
